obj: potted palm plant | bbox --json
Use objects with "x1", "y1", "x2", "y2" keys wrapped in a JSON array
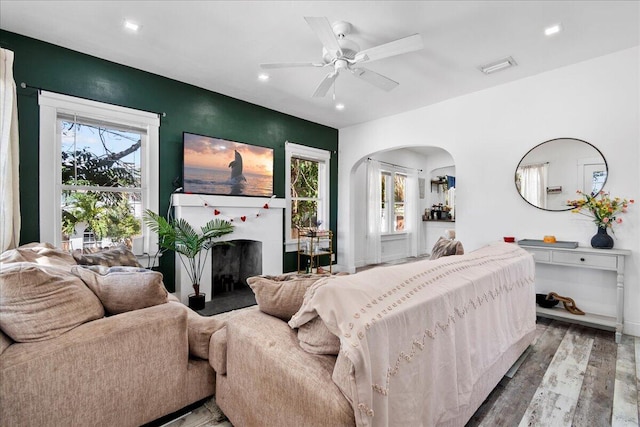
[{"x1": 144, "y1": 209, "x2": 234, "y2": 310}]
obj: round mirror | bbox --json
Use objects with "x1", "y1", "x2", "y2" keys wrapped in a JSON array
[{"x1": 515, "y1": 138, "x2": 607, "y2": 211}]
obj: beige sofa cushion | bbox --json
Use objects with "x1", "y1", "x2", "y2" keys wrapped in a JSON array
[
  {"x1": 0, "y1": 263, "x2": 105, "y2": 342},
  {"x1": 430, "y1": 237, "x2": 464, "y2": 260},
  {"x1": 247, "y1": 274, "x2": 330, "y2": 320},
  {"x1": 72, "y1": 244, "x2": 141, "y2": 267},
  {"x1": 0, "y1": 242, "x2": 76, "y2": 270},
  {"x1": 297, "y1": 316, "x2": 340, "y2": 355},
  {"x1": 72, "y1": 266, "x2": 168, "y2": 315},
  {"x1": 210, "y1": 327, "x2": 228, "y2": 374}
]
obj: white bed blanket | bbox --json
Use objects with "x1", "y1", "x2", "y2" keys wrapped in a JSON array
[{"x1": 289, "y1": 242, "x2": 536, "y2": 427}]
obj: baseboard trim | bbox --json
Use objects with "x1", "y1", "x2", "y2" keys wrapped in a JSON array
[{"x1": 623, "y1": 320, "x2": 640, "y2": 338}]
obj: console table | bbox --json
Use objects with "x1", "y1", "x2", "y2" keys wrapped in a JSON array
[{"x1": 519, "y1": 244, "x2": 631, "y2": 343}]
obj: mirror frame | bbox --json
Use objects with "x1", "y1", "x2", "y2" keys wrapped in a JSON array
[{"x1": 515, "y1": 138, "x2": 608, "y2": 212}]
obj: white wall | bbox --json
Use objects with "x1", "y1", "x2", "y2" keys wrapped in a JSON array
[{"x1": 337, "y1": 47, "x2": 640, "y2": 336}]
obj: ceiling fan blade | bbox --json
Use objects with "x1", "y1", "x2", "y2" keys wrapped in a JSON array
[
  {"x1": 354, "y1": 34, "x2": 423, "y2": 63},
  {"x1": 351, "y1": 67, "x2": 399, "y2": 91},
  {"x1": 304, "y1": 17, "x2": 343, "y2": 56},
  {"x1": 312, "y1": 72, "x2": 339, "y2": 98},
  {"x1": 260, "y1": 62, "x2": 325, "y2": 69}
]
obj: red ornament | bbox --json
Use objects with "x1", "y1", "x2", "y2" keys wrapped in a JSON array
[
  {"x1": 263, "y1": 203, "x2": 269, "y2": 209},
  {"x1": 241, "y1": 216, "x2": 247, "y2": 222},
  {"x1": 214, "y1": 209, "x2": 220, "y2": 215}
]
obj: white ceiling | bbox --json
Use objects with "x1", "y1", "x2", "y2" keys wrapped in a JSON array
[{"x1": 1, "y1": 1, "x2": 638, "y2": 129}]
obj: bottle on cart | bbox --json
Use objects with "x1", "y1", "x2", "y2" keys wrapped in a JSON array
[{"x1": 306, "y1": 258, "x2": 311, "y2": 273}]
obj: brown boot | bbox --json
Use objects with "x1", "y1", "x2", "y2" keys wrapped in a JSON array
[{"x1": 548, "y1": 292, "x2": 585, "y2": 315}]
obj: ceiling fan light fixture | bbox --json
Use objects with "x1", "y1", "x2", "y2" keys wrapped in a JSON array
[{"x1": 478, "y1": 56, "x2": 517, "y2": 74}]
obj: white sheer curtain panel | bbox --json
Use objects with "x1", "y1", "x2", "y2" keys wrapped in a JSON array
[
  {"x1": 0, "y1": 48, "x2": 20, "y2": 251},
  {"x1": 365, "y1": 159, "x2": 382, "y2": 265},
  {"x1": 519, "y1": 163, "x2": 548, "y2": 208},
  {"x1": 405, "y1": 171, "x2": 419, "y2": 258}
]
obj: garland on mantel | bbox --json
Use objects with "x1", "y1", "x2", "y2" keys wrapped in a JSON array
[{"x1": 198, "y1": 194, "x2": 277, "y2": 223}]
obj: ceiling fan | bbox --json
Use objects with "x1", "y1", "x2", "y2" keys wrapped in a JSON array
[{"x1": 260, "y1": 17, "x2": 424, "y2": 98}]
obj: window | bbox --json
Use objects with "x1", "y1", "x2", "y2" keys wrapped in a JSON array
[
  {"x1": 380, "y1": 171, "x2": 406, "y2": 233},
  {"x1": 285, "y1": 142, "x2": 330, "y2": 249},
  {"x1": 39, "y1": 91, "x2": 159, "y2": 258}
]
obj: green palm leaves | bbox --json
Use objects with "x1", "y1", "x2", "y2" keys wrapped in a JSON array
[{"x1": 144, "y1": 210, "x2": 234, "y2": 294}]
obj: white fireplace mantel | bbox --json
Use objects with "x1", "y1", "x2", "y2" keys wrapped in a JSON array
[{"x1": 171, "y1": 193, "x2": 285, "y2": 304}]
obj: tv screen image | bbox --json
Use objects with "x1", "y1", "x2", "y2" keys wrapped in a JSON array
[{"x1": 183, "y1": 132, "x2": 274, "y2": 197}]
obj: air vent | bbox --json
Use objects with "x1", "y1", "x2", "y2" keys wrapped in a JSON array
[{"x1": 478, "y1": 56, "x2": 517, "y2": 74}]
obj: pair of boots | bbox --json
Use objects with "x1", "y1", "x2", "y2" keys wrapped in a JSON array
[{"x1": 547, "y1": 292, "x2": 585, "y2": 315}]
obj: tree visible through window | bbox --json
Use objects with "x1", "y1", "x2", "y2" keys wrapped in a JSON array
[
  {"x1": 285, "y1": 142, "x2": 330, "y2": 245},
  {"x1": 60, "y1": 119, "x2": 142, "y2": 251},
  {"x1": 290, "y1": 157, "x2": 320, "y2": 239}
]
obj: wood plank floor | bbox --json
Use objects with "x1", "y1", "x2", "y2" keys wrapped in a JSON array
[
  {"x1": 468, "y1": 318, "x2": 639, "y2": 427},
  {"x1": 164, "y1": 318, "x2": 639, "y2": 427}
]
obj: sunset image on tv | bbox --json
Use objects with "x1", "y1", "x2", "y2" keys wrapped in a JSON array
[{"x1": 183, "y1": 132, "x2": 273, "y2": 197}]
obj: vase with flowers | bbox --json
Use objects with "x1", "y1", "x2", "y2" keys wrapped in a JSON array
[{"x1": 566, "y1": 190, "x2": 634, "y2": 249}]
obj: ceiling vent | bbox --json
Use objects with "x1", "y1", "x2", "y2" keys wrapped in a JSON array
[{"x1": 478, "y1": 56, "x2": 517, "y2": 74}]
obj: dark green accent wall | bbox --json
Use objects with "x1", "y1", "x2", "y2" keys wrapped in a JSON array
[{"x1": 1, "y1": 30, "x2": 338, "y2": 290}]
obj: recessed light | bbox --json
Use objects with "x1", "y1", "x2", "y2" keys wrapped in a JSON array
[
  {"x1": 544, "y1": 23, "x2": 562, "y2": 36},
  {"x1": 124, "y1": 20, "x2": 140, "y2": 32},
  {"x1": 478, "y1": 56, "x2": 517, "y2": 74},
  {"x1": 258, "y1": 73, "x2": 270, "y2": 81},
  {"x1": 335, "y1": 103, "x2": 345, "y2": 111}
]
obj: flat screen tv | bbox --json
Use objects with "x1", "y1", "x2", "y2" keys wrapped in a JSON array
[{"x1": 183, "y1": 132, "x2": 274, "y2": 197}]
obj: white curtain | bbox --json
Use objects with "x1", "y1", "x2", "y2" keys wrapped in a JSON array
[
  {"x1": 365, "y1": 159, "x2": 381, "y2": 265},
  {"x1": 518, "y1": 163, "x2": 548, "y2": 208},
  {"x1": 0, "y1": 48, "x2": 20, "y2": 251},
  {"x1": 405, "y1": 171, "x2": 419, "y2": 258}
]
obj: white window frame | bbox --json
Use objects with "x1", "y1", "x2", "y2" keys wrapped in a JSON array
[
  {"x1": 38, "y1": 91, "x2": 159, "y2": 260},
  {"x1": 285, "y1": 141, "x2": 331, "y2": 252},
  {"x1": 380, "y1": 169, "x2": 407, "y2": 235}
]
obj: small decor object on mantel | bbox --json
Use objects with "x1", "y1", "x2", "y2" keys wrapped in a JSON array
[
  {"x1": 567, "y1": 190, "x2": 634, "y2": 249},
  {"x1": 144, "y1": 210, "x2": 234, "y2": 310}
]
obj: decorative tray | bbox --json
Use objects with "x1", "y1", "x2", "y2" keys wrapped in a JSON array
[{"x1": 517, "y1": 239, "x2": 578, "y2": 249}]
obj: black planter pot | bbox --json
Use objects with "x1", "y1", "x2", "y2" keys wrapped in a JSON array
[
  {"x1": 591, "y1": 227, "x2": 614, "y2": 249},
  {"x1": 188, "y1": 293, "x2": 206, "y2": 310}
]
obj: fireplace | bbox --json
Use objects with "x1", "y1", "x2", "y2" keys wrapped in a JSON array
[
  {"x1": 172, "y1": 193, "x2": 285, "y2": 303},
  {"x1": 211, "y1": 240, "x2": 262, "y2": 296}
]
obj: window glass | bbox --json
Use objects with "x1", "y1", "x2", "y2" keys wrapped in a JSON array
[
  {"x1": 394, "y1": 174, "x2": 406, "y2": 232},
  {"x1": 380, "y1": 171, "x2": 406, "y2": 233},
  {"x1": 60, "y1": 119, "x2": 143, "y2": 250},
  {"x1": 291, "y1": 157, "x2": 319, "y2": 198}
]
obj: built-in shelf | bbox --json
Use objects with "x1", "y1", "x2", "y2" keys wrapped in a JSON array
[{"x1": 536, "y1": 306, "x2": 616, "y2": 331}]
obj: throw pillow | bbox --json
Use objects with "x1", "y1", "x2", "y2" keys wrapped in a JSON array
[
  {"x1": 297, "y1": 316, "x2": 340, "y2": 355},
  {"x1": 0, "y1": 262, "x2": 105, "y2": 342},
  {"x1": 72, "y1": 266, "x2": 168, "y2": 315},
  {"x1": 72, "y1": 244, "x2": 141, "y2": 267},
  {"x1": 429, "y1": 237, "x2": 464, "y2": 260},
  {"x1": 247, "y1": 274, "x2": 330, "y2": 321}
]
